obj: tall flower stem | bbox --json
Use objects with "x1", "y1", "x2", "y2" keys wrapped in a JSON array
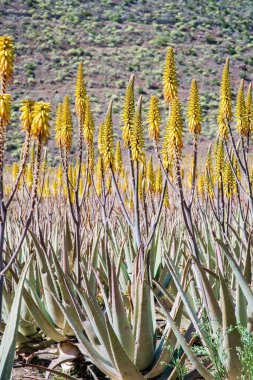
[
  {"x1": 0, "y1": 78, "x2": 7, "y2": 318},
  {"x1": 0, "y1": 138, "x2": 42, "y2": 276},
  {"x1": 74, "y1": 118, "x2": 84, "y2": 286},
  {"x1": 110, "y1": 165, "x2": 133, "y2": 228},
  {"x1": 189, "y1": 134, "x2": 198, "y2": 207},
  {"x1": 6, "y1": 131, "x2": 31, "y2": 208},
  {"x1": 133, "y1": 161, "x2": 142, "y2": 249}
]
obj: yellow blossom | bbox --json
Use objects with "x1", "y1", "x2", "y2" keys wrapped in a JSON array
[
  {"x1": 31, "y1": 101, "x2": 51, "y2": 142},
  {"x1": 0, "y1": 36, "x2": 14, "y2": 85},
  {"x1": 147, "y1": 95, "x2": 161, "y2": 142},
  {"x1": 163, "y1": 47, "x2": 178, "y2": 104}
]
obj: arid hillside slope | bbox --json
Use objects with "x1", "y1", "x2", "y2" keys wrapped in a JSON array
[{"x1": 1, "y1": 0, "x2": 253, "y2": 161}]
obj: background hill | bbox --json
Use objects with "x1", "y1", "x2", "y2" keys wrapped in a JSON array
[{"x1": 1, "y1": 0, "x2": 253, "y2": 162}]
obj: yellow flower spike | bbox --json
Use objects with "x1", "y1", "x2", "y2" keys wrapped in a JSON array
[
  {"x1": 245, "y1": 83, "x2": 253, "y2": 133},
  {"x1": 181, "y1": 167, "x2": 184, "y2": 181},
  {"x1": 79, "y1": 178, "x2": 84, "y2": 197},
  {"x1": 215, "y1": 139, "x2": 225, "y2": 184},
  {"x1": 96, "y1": 175, "x2": 102, "y2": 197},
  {"x1": 0, "y1": 36, "x2": 14, "y2": 85},
  {"x1": 87, "y1": 172, "x2": 92, "y2": 188},
  {"x1": 68, "y1": 163, "x2": 74, "y2": 188},
  {"x1": 250, "y1": 169, "x2": 253, "y2": 187},
  {"x1": 5, "y1": 164, "x2": 11, "y2": 174},
  {"x1": 41, "y1": 156, "x2": 47, "y2": 173},
  {"x1": 146, "y1": 156, "x2": 155, "y2": 193},
  {"x1": 169, "y1": 163, "x2": 174, "y2": 184},
  {"x1": 101, "y1": 100, "x2": 114, "y2": 170},
  {"x1": 73, "y1": 165, "x2": 78, "y2": 187},
  {"x1": 29, "y1": 141, "x2": 36, "y2": 166},
  {"x1": 223, "y1": 159, "x2": 234, "y2": 198},
  {"x1": 52, "y1": 178, "x2": 58, "y2": 197},
  {"x1": 63, "y1": 184, "x2": 68, "y2": 199},
  {"x1": 162, "y1": 96, "x2": 183, "y2": 166},
  {"x1": 163, "y1": 47, "x2": 178, "y2": 104},
  {"x1": 4, "y1": 184, "x2": 11, "y2": 196},
  {"x1": 95, "y1": 155, "x2": 104, "y2": 182},
  {"x1": 115, "y1": 141, "x2": 123, "y2": 175},
  {"x1": 128, "y1": 190, "x2": 134, "y2": 211},
  {"x1": 155, "y1": 165, "x2": 163, "y2": 195},
  {"x1": 187, "y1": 79, "x2": 202, "y2": 135},
  {"x1": 83, "y1": 96, "x2": 94, "y2": 145},
  {"x1": 37, "y1": 178, "x2": 42, "y2": 198},
  {"x1": 22, "y1": 163, "x2": 27, "y2": 177},
  {"x1": 19, "y1": 174, "x2": 24, "y2": 188},
  {"x1": 0, "y1": 94, "x2": 11, "y2": 125},
  {"x1": 106, "y1": 174, "x2": 112, "y2": 194},
  {"x1": 31, "y1": 101, "x2": 51, "y2": 142},
  {"x1": 197, "y1": 173, "x2": 205, "y2": 198},
  {"x1": 187, "y1": 170, "x2": 193, "y2": 190},
  {"x1": 138, "y1": 168, "x2": 143, "y2": 201},
  {"x1": 20, "y1": 99, "x2": 35, "y2": 132},
  {"x1": 205, "y1": 147, "x2": 213, "y2": 174},
  {"x1": 96, "y1": 155, "x2": 103, "y2": 180},
  {"x1": 217, "y1": 58, "x2": 232, "y2": 139},
  {"x1": 147, "y1": 95, "x2": 161, "y2": 142},
  {"x1": 141, "y1": 161, "x2": 146, "y2": 192},
  {"x1": 88, "y1": 143, "x2": 95, "y2": 172},
  {"x1": 123, "y1": 177, "x2": 128, "y2": 193},
  {"x1": 187, "y1": 158, "x2": 197, "y2": 187},
  {"x1": 71, "y1": 188, "x2": 75, "y2": 203},
  {"x1": 43, "y1": 176, "x2": 50, "y2": 198},
  {"x1": 121, "y1": 168, "x2": 126, "y2": 178},
  {"x1": 117, "y1": 177, "x2": 121, "y2": 191},
  {"x1": 232, "y1": 154, "x2": 241, "y2": 182},
  {"x1": 97, "y1": 122, "x2": 104, "y2": 155},
  {"x1": 218, "y1": 119, "x2": 228, "y2": 140},
  {"x1": 131, "y1": 95, "x2": 145, "y2": 163},
  {"x1": 231, "y1": 161, "x2": 238, "y2": 195},
  {"x1": 213, "y1": 139, "x2": 219, "y2": 157},
  {"x1": 60, "y1": 96, "x2": 73, "y2": 151},
  {"x1": 81, "y1": 162, "x2": 86, "y2": 177},
  {"x1": 26, "y1": 163, "x2": 33, "y2": 190},
  {"x1": 55, "y1": 103, "x2": 63, "y2": 148},
  {"x1": 164, "y1": 187, "x2": 170, "y2": 209},
  {"x1": 75, "y1": 61, "x2": 86, "y2": 118},
  {"x1": 12, "y1": 162, "x2": 19, "y2": 183},
  {"x1": 204, "y1": 172, "x2": 213, "y2": 199},
  {"x1": 122, "y1": 75, "x2": 135, "y2": 147},
  {"x1": 235, "y1": 79, "x2": 248, "y2": 136}
]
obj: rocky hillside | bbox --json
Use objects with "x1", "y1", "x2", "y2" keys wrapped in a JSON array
[{"x1": 1, "y1": 0, "x2": 253, "y2": 161}]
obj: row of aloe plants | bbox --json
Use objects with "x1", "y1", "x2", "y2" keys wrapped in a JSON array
[{"x1": 0, "y1": 35, "x2": 253, "y2": 380}]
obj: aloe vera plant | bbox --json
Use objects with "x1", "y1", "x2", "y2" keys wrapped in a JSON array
[{"x1": 0, "y1": 256, "x2": 33, "y2": 380}]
